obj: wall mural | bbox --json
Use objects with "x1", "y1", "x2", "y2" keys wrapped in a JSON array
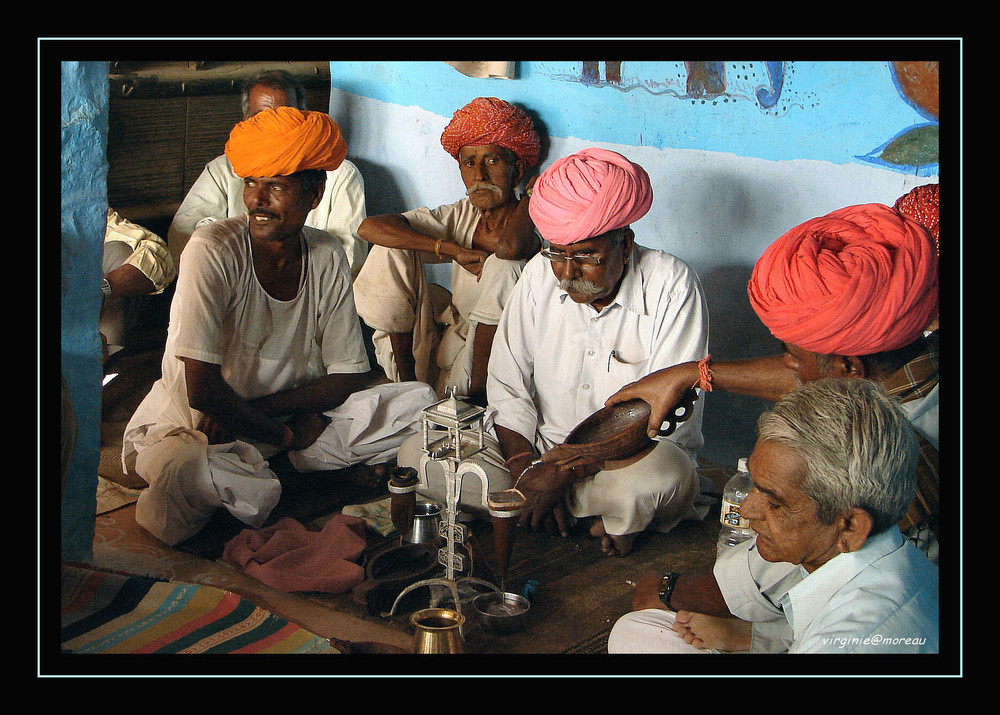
[
  {"x1": 571, "y1": 60, "x2": 939, "y2": 176},
  {"x1": 860, "y1": 61, "x2": 939, "y2": 176},
  {"x1": 573, "y1": 61, "x2": 796, "y2": 111}
]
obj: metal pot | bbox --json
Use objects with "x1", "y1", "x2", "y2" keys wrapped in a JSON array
[
  {"x1": 411, "y1": 608, "x2": 465, "y2": 654},
  {"x1": 404, "y1": 501, "x2": 442, "y2": 544}
]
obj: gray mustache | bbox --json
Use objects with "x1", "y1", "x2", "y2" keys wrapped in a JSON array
[
  {"x1": 466, "y1": 182, "x2": 503, "y2": 197},
  {"x1": 559, "y1": 278, "x2": 603, "y2": 295}
]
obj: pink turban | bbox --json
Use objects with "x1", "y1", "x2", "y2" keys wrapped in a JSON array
[
  {"x1": 894, "y1": 183, "x2": 939, "y2": 254},
  {"x1": 440, "y1": 97, "x2": 541, "y2": 167},
  {"x1": 528, "y1": 148, "x2": 653, "y2": 245},
  {"x1": 748, "y1": 203, "x2": 938, "y2": 356},
  {"x1": 225, "y1": 106, "x2": 347, "y2": 178}
]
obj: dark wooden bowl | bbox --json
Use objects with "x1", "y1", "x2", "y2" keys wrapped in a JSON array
[{"x1": 559, "y1": 398, "x2": 655, "y2": 463}]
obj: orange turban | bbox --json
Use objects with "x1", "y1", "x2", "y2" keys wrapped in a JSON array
[
  {"x1": 440, "y1": 97, "x2": 541, "y2": 167},
  {"x1": 225, "y1": 106, "x2": 347, "y2": 178},
  {"x1": 748, "y1": 203, "x2": 938, "y2": 356},
  {"x1": 894, "y1": 183, "x2": 939, "y2": 254},
  {"x1": 528, "y1": 148, "x2": 653, "y2": 245}
]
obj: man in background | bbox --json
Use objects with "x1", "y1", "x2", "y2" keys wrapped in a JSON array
[{"x1": 167, "y1": 69, "x2": 368, "y2": 278}]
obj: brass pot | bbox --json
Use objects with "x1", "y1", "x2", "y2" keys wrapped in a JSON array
[{"x1": 410, "y1": 608, "x2": 465, "y2": 654}]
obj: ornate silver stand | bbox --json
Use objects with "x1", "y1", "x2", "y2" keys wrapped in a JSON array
[{"x1": 386, "y1": 389, "x2": 499, "y2": 620}]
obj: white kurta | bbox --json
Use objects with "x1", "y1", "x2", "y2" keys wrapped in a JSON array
[
  {"x1": 487, "y1": 245, "x2": 709, "y2": 453},
  {"x1": 402, "y1": 244, "x2": 711, "y2": 534},
  {"x1": 166, "y1": 155, "x2": 368, "y2": 278},
  {"x1": 124, "y1": 216, "x2": 435, "y2": 545}
]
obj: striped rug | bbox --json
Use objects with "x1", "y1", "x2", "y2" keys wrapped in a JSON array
[{"x1": 61, "y1": 564, "x2": 339, "y2": 654}]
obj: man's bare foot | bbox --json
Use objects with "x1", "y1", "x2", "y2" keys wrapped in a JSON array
[
  {"x1": 672, "y1": 610, "x2": 752, "y2": 652},
  {"x1": 588, "y1": 518, "x2": 638, "y2": 556}
]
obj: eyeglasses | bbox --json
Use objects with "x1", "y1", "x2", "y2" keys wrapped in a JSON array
[{"x1": 540, "y1": 248, "x2": 604, "y2": 266}]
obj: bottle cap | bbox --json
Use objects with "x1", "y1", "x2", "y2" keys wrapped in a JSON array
[{"x1": 737, "y1": 457, "x2": 749, "y2": 472}]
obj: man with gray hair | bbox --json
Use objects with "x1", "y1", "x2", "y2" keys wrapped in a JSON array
[
  {"x1": 167, "y1": 69, "x2": 369, "y2": 276},
  {"x1": 608, "y1": 378, "x2": 939, "y2": 654}
]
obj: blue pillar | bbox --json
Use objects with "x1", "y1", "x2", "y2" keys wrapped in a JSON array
[{"x1": 60, "y1": 61, "x2": 109, "y2": 561}]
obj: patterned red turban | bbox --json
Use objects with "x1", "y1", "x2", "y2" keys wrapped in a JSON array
[
  {"x1": 528, "y1": 148, "x2": 653, "y2": 245},
  {"x1": 894, "y1": 183, "x2": 939, "y2": 254},
  {"x1": 225, "y1": 106, "x2": 347, "y2": 178},
  {"x1": 440, "y1": 97, "x2": 541, "y2": 167},
  {"x1": 748, "y1": 203, "x2": 938, "y2": 356}
]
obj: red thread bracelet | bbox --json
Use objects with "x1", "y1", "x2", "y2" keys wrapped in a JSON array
[{"x1": 696, "y1": 355, "x2": 713, "y2": 392}]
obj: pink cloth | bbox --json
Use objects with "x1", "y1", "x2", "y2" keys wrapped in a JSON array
[
  {"x1": 528, "y1": 147, "x2": 653, "y2": 245},
  {"x1": 747, "y1": 203, "x2": 938, "y2": 356},
  {"x1": 222, "y1": 514, "x2": 367, "y2": 594}
]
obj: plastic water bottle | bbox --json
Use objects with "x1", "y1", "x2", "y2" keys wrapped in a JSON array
[{"x1": 716, "y1": 457, "x2": 754, "y2": 559}]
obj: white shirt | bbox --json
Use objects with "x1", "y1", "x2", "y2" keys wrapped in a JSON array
[
  {"x1": 487, "y1": 245, "x2": 709, "y2": 453},
  {"x1": 166, "y1": 155, "x2": 368, "y2": 278},
  {"x1": 125, "y1": 215, "x2": 369, "y2": 442}
]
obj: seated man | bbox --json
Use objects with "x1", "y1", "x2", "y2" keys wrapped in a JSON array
[
  {"x1": 101, "y1": 208, "x2": 176, "y2": 359},
  {"x1": 608, "y1": 378, "x2": 939, "y2": 654},
  {"x1": 167, "y1": 69, "x2": 368, "y2": 278},
  {"x1": 608, "y1": 201, "x2": 940, "y2": 560},
  {"x1": 123, "y1": 106, "x2": 435, "y2": 546},
  {"x1": 353, "y1": 96, "x2": 541, "y2": 404},
  {"x1": 400, "y1": 148, "x2": 711, "y2": 556}
]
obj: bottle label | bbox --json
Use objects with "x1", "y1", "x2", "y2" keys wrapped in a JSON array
[{"x1": 720, "y1": 499, "x2": 749, "y2": 529}]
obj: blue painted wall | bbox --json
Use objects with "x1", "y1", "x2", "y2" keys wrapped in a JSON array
[
  {"x1": 60, "y1": 61, "x2": 109, "y2": 561},
  {"x1": 329, "y1": 59, "x2": 939, "y2": 465},
  {"x1": 332, "y1": 60, "x2": 935, "y2": 172}
]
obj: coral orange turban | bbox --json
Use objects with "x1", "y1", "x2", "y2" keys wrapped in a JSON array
[
  {"x1": 895, "y1": 183, "x2": 939, "y2": 254},
  {"x1": 225, "y1": 106, "x2": 347, "y2": 178},
  {"x1": 528, "y1": 148, "x2": 653, "y2": 245},
  {"x1": 748, "y1": 203, "x2": 938, "y2": 356},
  {"x1": 440, "y1": 97, "x2": 541, "y2": 167}
]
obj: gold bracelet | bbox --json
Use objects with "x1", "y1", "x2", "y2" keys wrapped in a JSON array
[{"x1": 434, "y1": 239, "x2": 443, "y2": 258}]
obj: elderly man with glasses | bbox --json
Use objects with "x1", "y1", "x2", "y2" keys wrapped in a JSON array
[{"x1": 400, "y1": 148, "x2": 710, "y2": 556}]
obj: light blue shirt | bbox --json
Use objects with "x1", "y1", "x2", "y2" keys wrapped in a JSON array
[{"x1": 779, "y1": 528, "x2": 939, "y2": 653}]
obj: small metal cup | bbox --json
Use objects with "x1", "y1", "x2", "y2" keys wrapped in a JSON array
[{"x1": 404, "y1": 501, "x2": 442, "y2": 544}]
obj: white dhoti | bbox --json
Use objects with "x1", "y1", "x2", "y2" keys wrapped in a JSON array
[
  {"x1": 397, "y1": 433, "x2": 704, "y2": 536},
  {"x1": 607, "y1": 609, "x2": 718, "y2": 654},
  {"x1": 126, "y1": 382, "x2": 437, "y2": 545}
]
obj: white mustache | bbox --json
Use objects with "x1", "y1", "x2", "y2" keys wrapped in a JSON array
[
  {"x1": 559, "y1": 278, "x2": 604, "y2": 295},
  {"x1": 466, "y1": 182, "x2": 503, "y2": 197}
]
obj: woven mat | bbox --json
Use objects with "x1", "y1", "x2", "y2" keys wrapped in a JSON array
[{"x1": 60, "y1": 563, "x2": 339, "y2": 655}]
